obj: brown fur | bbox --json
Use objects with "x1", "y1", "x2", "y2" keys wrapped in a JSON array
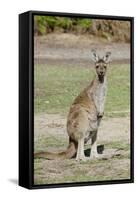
[{"x1": 34, "y1": 139, "x2": 77, "y2": 160}]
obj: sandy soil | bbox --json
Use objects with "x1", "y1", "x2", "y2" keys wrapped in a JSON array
[
  {"x1": 34, "y1": 34, "x2": 130, "y2": 66},
  {"x1": 34, "y1": 114, "x2": 130, "y2": 143}
]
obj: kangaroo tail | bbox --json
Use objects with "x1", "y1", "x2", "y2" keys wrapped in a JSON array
[{"x1": 34, "y1": 139, "x2": 77, "y2": 160}]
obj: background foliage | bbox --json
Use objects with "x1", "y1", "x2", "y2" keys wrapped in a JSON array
[{"x1": 34, "y1": 16, "x2": 130, "y2": 42}]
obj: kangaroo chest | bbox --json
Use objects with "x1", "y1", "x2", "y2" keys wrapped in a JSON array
[{"x1": 93, "y1": 80, "x2": 107, "y2": 115}]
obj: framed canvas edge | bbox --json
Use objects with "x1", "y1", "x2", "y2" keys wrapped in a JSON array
[{"x1": 19, "y1": 10, "x2": 134, "y2": 189}]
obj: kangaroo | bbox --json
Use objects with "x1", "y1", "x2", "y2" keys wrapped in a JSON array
[{"x1": 34, "y1": 50, "x2": 111, "y2": 161}]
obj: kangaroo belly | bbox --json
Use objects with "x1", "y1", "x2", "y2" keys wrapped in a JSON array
[{"x1": 67, "y1": 104, "x2": 98, "y2": 141}]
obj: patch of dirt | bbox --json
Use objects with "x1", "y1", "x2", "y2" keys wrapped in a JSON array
[
  {"x1": 34, "y1": 114, "x2": 130, "y2": 185},
  {"x1": 34, "y1": 34, "x2": 130, "y2": 65},
  {"x1": 34, "y1": 113, "x2": 130, "y2": 143}
]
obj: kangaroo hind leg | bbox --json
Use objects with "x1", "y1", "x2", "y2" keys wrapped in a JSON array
[
  {"x1": 76, "y1": 137, "x2": 87, "y2": 161},
  {"x1": 90, "y1": 131, "x2": 99, "y2": 159}
]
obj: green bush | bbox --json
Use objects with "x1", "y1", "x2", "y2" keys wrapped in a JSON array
[
  {"x1": 34, "y1": 16, "x2": 92, "y2": 35},
  {"x1": 56, "y1": 17, "x2": 72, "y2": 31},
  {"x1": 34, "y1": 16, "x2": 47, "y2": 35},
  {"x1": 77, "y1": 18, "x2": 92, "y2": 29}
]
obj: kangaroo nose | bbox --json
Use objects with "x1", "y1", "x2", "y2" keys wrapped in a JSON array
[{"x1": 100, "y1": 72, "x2": 104, "y2": 75}]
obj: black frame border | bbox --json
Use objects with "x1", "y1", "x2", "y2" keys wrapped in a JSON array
[{"x1": 19, "y1": 10, "x2": 134, "y2": 189}]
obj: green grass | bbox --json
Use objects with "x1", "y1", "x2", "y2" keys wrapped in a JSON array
[
  {"x1": 34, "y1": 64, "x2": 130, "y2": 117},
  {"x1": 107, "y1": 64, "x2": 130, "y2": 116},
  {"x1": 105, "y1": 141, "x2": 130, "y2": 151},
  {"x1": 34, "y1": 135, "x2": 67, "y2": 152}
]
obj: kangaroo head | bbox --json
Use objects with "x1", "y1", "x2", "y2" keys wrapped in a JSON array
[{"x1": 91, "y1": 50, "x2": 111, "y2": 83}]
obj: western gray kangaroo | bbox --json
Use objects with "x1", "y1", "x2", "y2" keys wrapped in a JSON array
[{"x1": 34, "y1": 50, "x2": 111, "y2": 161}]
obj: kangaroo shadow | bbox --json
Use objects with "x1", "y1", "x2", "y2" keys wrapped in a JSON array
[{"x1": 84, "y1": 144, "x2": 104, "y2": 157}]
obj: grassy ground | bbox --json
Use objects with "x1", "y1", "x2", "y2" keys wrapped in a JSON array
[
  {"x1": 34, "y1": 114, "x2": 130, "y2": 185},
  {"x1": 34, "y1": 64, "x2": 130, "y2": 117},
  {"x1": 34, "y1": 157, "x2": 130, "y2": 184}
]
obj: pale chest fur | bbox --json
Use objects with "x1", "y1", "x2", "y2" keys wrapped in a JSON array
[{"x1": 93, "y1": 78, "x2": 107, "y2": 115}]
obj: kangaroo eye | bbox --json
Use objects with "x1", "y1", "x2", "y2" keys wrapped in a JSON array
[
  {"x1": 96, "y1": 65, "x2": 99, "y2": 68},
  {"x1": 104, "y1": 65, "x2": 106, "y2": 69}
]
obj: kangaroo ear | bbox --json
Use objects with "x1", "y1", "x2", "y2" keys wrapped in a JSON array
[
  {"x1": 103, "y1": 52, "x2": 111, "y2": 63},
  {"x1": 91, "y1": 49, "x2": 99, "y2": 62}
]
